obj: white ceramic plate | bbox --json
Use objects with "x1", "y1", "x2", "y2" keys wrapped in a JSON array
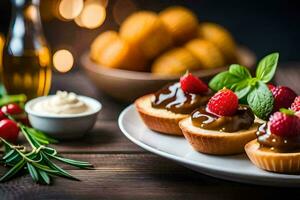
[{"x1": 118, "y1": 105, "x2": 300, "y2": 187}]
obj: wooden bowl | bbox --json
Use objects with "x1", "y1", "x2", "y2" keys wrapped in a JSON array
[{"x1": 81, "y1": 47, "x2": 256, "y2": 102}]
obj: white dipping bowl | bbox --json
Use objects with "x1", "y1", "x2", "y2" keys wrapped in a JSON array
[{"x1": 25, "y1": 95, "x2": 102, "y2": 140}]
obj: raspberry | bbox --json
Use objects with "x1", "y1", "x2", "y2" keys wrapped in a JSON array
[
  {"x1": 269, "y1": 111, "x2": 300, "y2": 137},
  {"x1": 291, "y1": 96, "x2": 300, "y2": 112},
  {"x1": 269, "y1": 86, "x2": 297, "y2": 112},
  {"x1": 207, "y1": 88, "x2": 238, "y2": 116},
  {"x1": 180, "y1": 73, "x2": 208, "y2": 94},
  {"x1": 268, "y1": 84, "x2": 276, "y2": 91}
]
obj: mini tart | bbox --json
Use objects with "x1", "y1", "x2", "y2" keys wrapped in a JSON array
[
  {"x1": 179, "y1": 117, "x2": 258, "y2": 155},
  {"x1": 135, "y1": 94, "x2": 188, "y2": 136},
  {"x1": 245, "y1": 140, "x2": 300, "y2": 173}
]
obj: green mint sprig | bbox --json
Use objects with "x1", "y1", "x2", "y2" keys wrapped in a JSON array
[{"x1": 209, "y1": 52, "x2": 279, "y2": 120}]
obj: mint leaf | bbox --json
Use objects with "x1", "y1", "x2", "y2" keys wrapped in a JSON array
[
  {"x1": 279, "y1": 108, "x2": 295, "y2": 115},
  {"x1": 232, "y1": 80, "x2": 252, "y2": 99},
  {"x1": 247, "y1": 81, "x2": 274, "y2": 120},
  {"x1": 229, "y1": 64, "x2": 252, "y2": 79},
  {"x1": 256, "y1": 52, "x2": 279, "y2": 83},
  {"x1": 209, "y1": 72, "x2": 243, "y2": 91}
]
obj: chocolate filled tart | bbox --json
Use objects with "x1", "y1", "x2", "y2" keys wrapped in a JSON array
[
  {"x1": 151, "y1": 82, "x2": 211, "y2": 114},
  {"x1": 191, "y1": 106, "x2": 255, "y2": 133},
  {"x1": 257, "y1": 123, "x2": 300, "y2": 153}
]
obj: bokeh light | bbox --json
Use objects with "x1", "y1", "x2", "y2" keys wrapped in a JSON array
[
  {"x1": 53, "y1": 49, "x2": 74, "y2": 73},
  {"x1": 25, "y1": 5, "x2": 38, "y2": 21},
  {"x1": 59, "y1": 0, "x2": 84, "y2": 20},
  {"x1": 75, "y1": 0, "x2": 106, "y2": 29},
  {"x1": 113, "y1": 0, "x2": 137, "y2": 25},
  {"x1": 0, "y1": 34, "x2": 4, "y2": 68}
]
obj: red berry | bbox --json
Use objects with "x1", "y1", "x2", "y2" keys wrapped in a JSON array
[
  {"x1": 0, "y1": 119, "x2": 19, "y2": 143},
  {"x1": 0, "y1": 110, "x2": 6, "y2": 121},
  {"x1": 268, "y1": 84, "x2": 276, "y2": 91},
  {"x1": 207, "y1": 88, "x2": 238, "y2": 116},
  {"x1": 269, "y1": 86, "x2": 297, "y2": 112},
  {"x1": 180, "y1": 73, "x2": 208, "y2": 94},
  {"x1": 1, "y1": 103, "x2": 23, "y2": 115},
  {"x1": 269, "y1": 111, "x2": 300, "y2": 137},
  {"x1": 291, "y1": 96, "x2": 300, "y2": 112}
]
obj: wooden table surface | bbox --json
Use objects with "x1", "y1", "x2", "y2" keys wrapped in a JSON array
[{"x1": 0, "y1": 65, "x2": 299, "y2": 200}]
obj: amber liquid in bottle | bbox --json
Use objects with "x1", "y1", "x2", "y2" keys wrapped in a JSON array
[{"x1": 2, "y1": 0, "x2": 51, "y2": 100}]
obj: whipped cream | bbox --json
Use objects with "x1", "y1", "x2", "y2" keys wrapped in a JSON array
[{"x1": 32, "y1": 91, "x2": 89, "y2": 115}]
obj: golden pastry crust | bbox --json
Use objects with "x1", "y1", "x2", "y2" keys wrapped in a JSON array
[
  {"x1": 90, "y1": 31, "x2": 146, "y2": 71},
  {"x1": 185, "y1": 39, "x2": 225, "y2": 69},
  {"x1": 151, "y1": 47, "x2": 201, "y2": 76},
  {"x1": 90, "y1": 31, "x2": 119, "y2": 63},
  {"x1": 245, "y1": 140, "x2": 300, "y2": 173},
  {"x1": 198, "y1": 23, "x2": 237, "y2": 63},
  {"x1": 159, "y1": 6, "x2": 198, "y2": 44},
  {"x1": 135, "y1": 94, "x2": 188, "y2": 136},
  {"x1": 120, "y1": 11, "x2": 173, "y2": 59},
  {"x1": 179, "y1": 117, "x2": 258, "y2": 155}
]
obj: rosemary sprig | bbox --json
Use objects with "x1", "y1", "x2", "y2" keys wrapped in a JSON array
[{"x1": 0, "y1": 117, "x2": 93, "y2": 184}]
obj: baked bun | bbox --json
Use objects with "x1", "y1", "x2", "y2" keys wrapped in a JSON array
[
  {"x1": 135, "y1": 94, "x2": 188, "y2": 136},
  {"x1": 90, "y1": 31, "x2": 119, "y2": 63},
  {"x1": 198, "y1": 23, "x2": 237, "y2": 63},
  {"x1": 120, "y1": 11, "x2": 173, "y2": 59},
  {"x1": 245, "y1": 140, "x2": 300, "y2": 173},
  {"x1": 159, "y1": 6, "x2": 198, "y2": 44},
  {"x1": 185, "y1": 39, "x2": 225, "y2": 69},
  {"x1": 179, "y1": 117, "x2": 258, "y2": 155},
  {"x1": 151, "y1": 47, "x2": 201, "y2": 76},
  {"x1": 91, "y1": 31, "x2": 146, "y2": 71}
]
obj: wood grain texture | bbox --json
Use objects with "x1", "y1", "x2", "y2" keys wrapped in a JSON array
[{"x1": 1, "y1": 154, "x2": 300, "y2": 200}]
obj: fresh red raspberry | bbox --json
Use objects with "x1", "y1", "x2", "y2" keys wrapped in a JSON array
[
  {"x1": 268, "y1": 84, "x2": 276, "y2": 91},
  {"x1": 180, "y1": 73, "x2": 208, "y2": 94},
  {"x1": 269, "y1": 86, "x2": 297, "y2": 112},
  {"x1": 1, "y1": 103, "x2": 23, "y2": 115},
  {"x1": 291, "y1": 96, "x2": 300, "y2": 112},
  {"x1": 269, "y1": 111, "x2": 300, "y2": 137},
  {"x1": 207, "y1": 88, "x2": 238, "y2": 116}
]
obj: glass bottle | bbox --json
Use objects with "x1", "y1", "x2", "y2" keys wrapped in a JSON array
[{"x1": 2, "y1": 0, "x2": 52, "y2": 100}]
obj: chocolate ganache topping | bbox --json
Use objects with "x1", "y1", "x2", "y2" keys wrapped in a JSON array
[
  {"x1": 257, "y1": 123, "x2": 300, "y2": 152},
  {"x1": 151, "y1": 82, "x2": 211, "y2": 114},
  {"x1": 191, "y1": 106, "x2": 255, "y2": 132}
]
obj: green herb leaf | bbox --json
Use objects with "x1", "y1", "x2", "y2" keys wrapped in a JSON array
[
  {"x1": 0, "y1": 159, "x2": 25, "y2": 182},
  {"x1": 209, "y1": 71, "x2": 243, "y2": 91},
  {"x1": 229, "y1": 64, "x2": 252, "y2": 79},
  {"x1": 27, "y1": 163, "x2": 39, "y2": 182},
  {"x1": 247, "y1": 81, "x2": 274, "y2": 119},
  {"x1": 38, "y1": 169, "x2": 51, "y2": 185},
  {"x1": 2, "y1": 150, "x2": 16, "y2": 160},
  {"x1": 279, "y1": 108, "x2": 295, "y2": 115},
  {"x1": 235, "y1": 85, "x2": 252, "y2": 99},
  {"x1": 0, "y1": 94, "x2": 27, "y2": 107},
  {"x1": 50, "y1": 155, "x2": 93, "y2": 168},
  {"x1": 0, "y1": 84, "x2": 6, "y2": 97},
  {"x1": 256, "y1": 52, "x2": 279, "y2": 83}
]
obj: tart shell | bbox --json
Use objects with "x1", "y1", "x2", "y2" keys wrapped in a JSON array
[
  {"x1": 179, "y1": 117, "x2": 258, "y2": 155},
  {"x1": 245, "y1": 139, "x2": 300, "y2": 173},
  {"x1": 135, "y1": 94, "x2": 188, "y2": 136}
]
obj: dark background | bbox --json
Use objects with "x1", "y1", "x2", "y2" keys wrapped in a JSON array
[{"x1": 1, "y1": 0, "x2": 300, "y2": 67}]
